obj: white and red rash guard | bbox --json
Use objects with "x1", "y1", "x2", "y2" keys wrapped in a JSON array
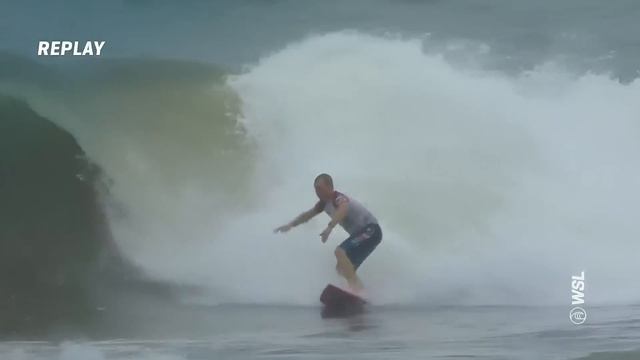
[{"x1": 314, "y1": 190, "x2": 378, "y2": 235}]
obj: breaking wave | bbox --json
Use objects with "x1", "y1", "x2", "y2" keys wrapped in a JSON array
[{"x1": 2, "y1": 31, "x2": 640, "y2": 313}]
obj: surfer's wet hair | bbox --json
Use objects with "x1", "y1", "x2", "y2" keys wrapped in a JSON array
[{"x1": 314, "y1": 173, "x2": 333, "y2": 188}]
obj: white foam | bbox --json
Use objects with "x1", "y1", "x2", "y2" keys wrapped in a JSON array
[{"x1": 227, "y1": 32, "x2": 640, "y2": 305}]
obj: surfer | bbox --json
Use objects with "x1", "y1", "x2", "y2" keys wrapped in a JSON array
[{"x1": 274, "y1": 173, "x2": 382, "y2": 294}]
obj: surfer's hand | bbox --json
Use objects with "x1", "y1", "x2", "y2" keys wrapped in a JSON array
[
  {"x1": 274, "y1": 224, "x2": 292, "y2": 233},
  {"x1": 320, "y1": 227, "x2": 332, "y2": 243}
]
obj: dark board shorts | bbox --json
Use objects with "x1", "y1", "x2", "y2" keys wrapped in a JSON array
[{"x1": 338, "y1": 223, "x2": 382, "y2": 269}]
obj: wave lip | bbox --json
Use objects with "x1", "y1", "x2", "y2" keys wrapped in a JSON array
[{"x1": 0, "y1": 95, "x2": 114, "y2": 336}]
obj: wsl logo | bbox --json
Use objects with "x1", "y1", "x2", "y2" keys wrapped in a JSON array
[{"x1": 569, "y1": 271, "x2": 587, "y2": 325}]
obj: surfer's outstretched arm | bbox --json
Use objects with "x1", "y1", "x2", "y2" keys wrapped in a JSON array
[{"x1": 273, "y1": 205, "x2": 322, "y2": 233}]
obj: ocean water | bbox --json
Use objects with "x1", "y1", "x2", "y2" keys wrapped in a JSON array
[
  {"x1": 1, "y1": 0, "x2": 640, "y2": 359},
  {"x1": 2, "y1": 304, "x2": 640, "y2": 360}
]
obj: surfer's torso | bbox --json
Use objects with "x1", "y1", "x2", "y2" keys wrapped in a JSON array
[{"x1": 314, "y1": 191, "x2": 378, "y2": 235}]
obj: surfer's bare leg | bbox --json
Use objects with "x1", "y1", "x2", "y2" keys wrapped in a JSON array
[{"x1": 334, "y1": 247, "x2": 363, "y2": 292}]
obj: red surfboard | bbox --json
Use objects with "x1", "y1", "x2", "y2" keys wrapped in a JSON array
[{"x1": 319, "y1": 284, "x2": 367, "y2": 318}]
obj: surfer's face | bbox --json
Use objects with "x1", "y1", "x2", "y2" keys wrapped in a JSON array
[{"x1": 314, "y1": 180, "x2": 333, "y2": 201}]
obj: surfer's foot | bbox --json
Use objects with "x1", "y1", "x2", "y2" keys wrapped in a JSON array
[{"x1": 346, "y1": 279, "x2": 366, "y2": 298}]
